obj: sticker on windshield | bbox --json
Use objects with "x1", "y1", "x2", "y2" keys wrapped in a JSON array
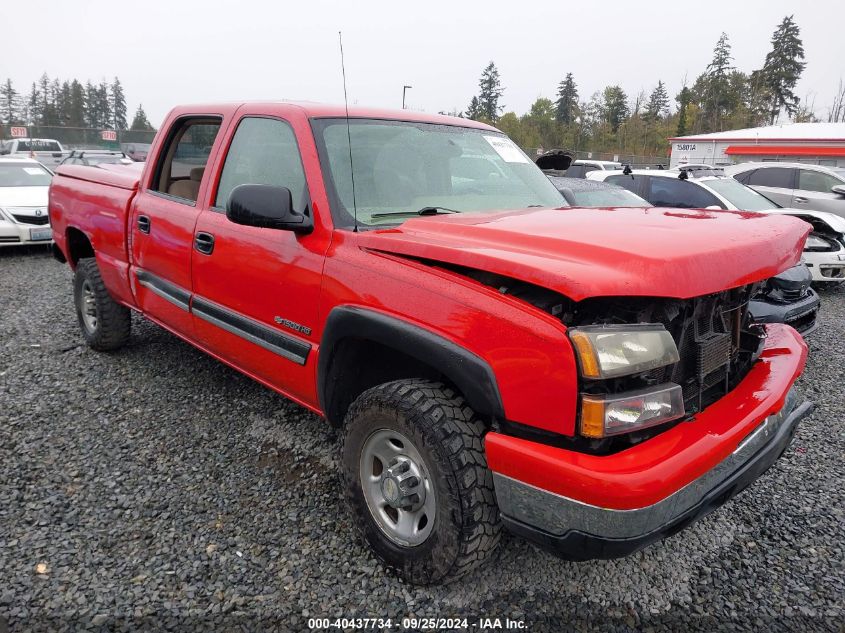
[
  {"x1": 483, "y1": 135, "x2": 529, "y2": 163},
  {"x1": 23, "y1": 167, "x2": 45, "y2": 175}
]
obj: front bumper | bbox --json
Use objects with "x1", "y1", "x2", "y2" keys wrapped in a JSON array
[
  {"x1": 804, "y1": 250, "x2": 845, "y2": 283},
  {"x1": 0, "y1": 218, "x2": 53, "y2": 247},
  {"x1": 750, "y1": 287, "x2": 820, "y2": 335},
  {"x1": 486, "y1": 324, "x2": 813, "y2": 560}
]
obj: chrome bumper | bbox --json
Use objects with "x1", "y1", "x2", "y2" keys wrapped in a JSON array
[{"x1": 495, "y1": 389, "x2": 813, "y2": 543}]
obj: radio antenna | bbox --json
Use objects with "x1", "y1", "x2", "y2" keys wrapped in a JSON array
[{"x1": 338, "y1": 31, "x2": 358, "y2": 232}]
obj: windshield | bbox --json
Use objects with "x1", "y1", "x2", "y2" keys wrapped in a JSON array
[
  {"x1": 705, "y1": 177, "x2": 777, "y2": 211},
  {"x1": 571, "y1": 188, "x2": 649, "y2": 207},
  {"x1": 312, "y1": 119, "x2": 564, "y2": 228},
  {"x1": 0, "y1": 163, "x2": 53, "y2": 187}
]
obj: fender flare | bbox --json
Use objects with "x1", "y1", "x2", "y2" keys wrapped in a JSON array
[{"x1": 318, "y1": 306, "x2": 504, "y2": 422}]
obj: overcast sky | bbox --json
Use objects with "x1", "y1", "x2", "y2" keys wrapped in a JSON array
[{"x1": 4, "y1": 0, "x2": 844, "y2": 127}]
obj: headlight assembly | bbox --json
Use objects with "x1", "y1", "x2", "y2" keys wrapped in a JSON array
[
  {"x1": 580, "y1": 383, "x2": 685, "y2": 438},
  {"x1": 569, "y1": 324, "x2": 680, "y2": 379}
]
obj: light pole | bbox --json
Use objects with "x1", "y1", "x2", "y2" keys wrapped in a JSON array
[{"x1": 402, "y1": 85, "x2": 413, "y2": 109}]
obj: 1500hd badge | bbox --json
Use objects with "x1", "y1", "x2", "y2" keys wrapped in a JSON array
[{"x1": 274, "y1": 316, "x2": 312, "y2": 336}]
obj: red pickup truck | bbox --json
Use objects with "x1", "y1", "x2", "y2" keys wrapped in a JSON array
[{"x1": 48, "y1": 102, "x2": 814, "y2": 584}]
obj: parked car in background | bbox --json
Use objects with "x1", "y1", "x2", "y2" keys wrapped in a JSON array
[
  {"x1": 0, "y1": 157, "x2": 53, "y2": 246},
  {"x1": 548, "y1": 176, "x2": 651, "y2": 206},
  {"x1": 123, "y1": 143, "x2": 151, "y2": 162},
  {"x1": 564, "y1": 159, "x2": 623, "y2": 178},
  {"x1": 725, "y1": 162, "x2": 845, "y2": 219},
  {"x1": 0, "y1": 138, "x2": 69, "y2": 169},
  {"x1": 58, "y1": 150, "x2": 134, "y2": 168},
  {"x1": 550, "y1": 175, "x2": 820, "y2": 334},
  {"x1": 588, "y1": 167, "x2": 845, "y2": 286}
]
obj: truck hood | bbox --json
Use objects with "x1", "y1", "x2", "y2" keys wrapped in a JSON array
[
  {"x1": 0, "y1": 186, "x2": 49, "y2": 208},
  {"x1": 357, "y1": 207, "x2": 811, "y2": 301}
]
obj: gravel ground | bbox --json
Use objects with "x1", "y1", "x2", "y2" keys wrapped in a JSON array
[{"x1": 0, "y1": 247, "x2": 843, "y2": 633}]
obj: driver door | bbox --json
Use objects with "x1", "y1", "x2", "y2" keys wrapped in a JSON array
[{"x1": 190, "y1": 112, "x2": 329, "y2": 405}]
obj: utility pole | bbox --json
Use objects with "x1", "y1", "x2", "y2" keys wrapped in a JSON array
[{"x1": 402, "y1": 85, "x2": 412, "y2": 109}]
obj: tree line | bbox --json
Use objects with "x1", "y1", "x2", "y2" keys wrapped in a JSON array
[
  {"x1": 458, "y1": 15, "x2": 820, "y2": 156},
  {"x1": 0, "y1": 74, "x2": 155, "y2": 132}
]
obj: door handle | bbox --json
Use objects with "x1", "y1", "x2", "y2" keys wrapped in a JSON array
[
  {"x1": 194, "y1": 231, "x2": 215, "y2": 255},
  {"x1": 795, "y1": 197, "x2": 808, "y2": 203},
  {"x1": 137, "y1": 215, "x2": 151, "y2": 233}
]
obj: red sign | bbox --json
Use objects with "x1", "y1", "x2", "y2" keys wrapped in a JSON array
[
  {"x1": 101, "y1": 130, "x2": 117, "y2": 142},
  {"x1": 10, "y1": 127, "x2": 27, "y2": 138}
]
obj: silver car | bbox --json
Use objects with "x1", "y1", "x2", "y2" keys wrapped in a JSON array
[{"x1": 725, "y1": 162, "x2": 845, "y2": 218}]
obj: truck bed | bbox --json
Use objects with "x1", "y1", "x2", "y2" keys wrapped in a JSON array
[{"x1": 49, "y1": 164, "x2": 142, "y2": 307}]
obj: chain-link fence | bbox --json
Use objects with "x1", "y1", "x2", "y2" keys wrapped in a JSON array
[
  {"x1": 0, "y1": 124, "x2": 156, "y2": 150},
  {"x1": 525, "y1": 147, "x2": 669, "y2": 168}
]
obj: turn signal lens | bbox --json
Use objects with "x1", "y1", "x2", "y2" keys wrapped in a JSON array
[
  {"x1": 580, "y1": 383, "x2": 685, "y2": 439},
  {"x1": 569, "y1": 325, "x2": 680, "y2": 379}
]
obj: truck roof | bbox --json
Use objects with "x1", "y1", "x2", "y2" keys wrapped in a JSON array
[{"x1": 166, "y1": 101, "x2": 498, "y2": 130}]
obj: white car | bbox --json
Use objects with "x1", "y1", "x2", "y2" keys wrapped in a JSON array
[
  {"x1": 0, "y1": 138, "x2": 69, "y2": 169},
  {"x1": 587, "y1": 167, "x2": 845, "y2": 285},
  {"x1": 0, "y1": 157, "x2": 54, "y2": 247},
  {"x1": 564, "y1": 159, "x2": 623, "y2": 178}
]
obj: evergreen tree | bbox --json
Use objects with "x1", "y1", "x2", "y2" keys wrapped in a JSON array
[
  {"x1": 97, "y1": 80, "x2": 112, "y2": 129},
  {"x1": 84, "y1": 81, "x2": 97, "y2": 127},
  {"x1": 130, "y1": 104, "x2": 153, "y2": 131},
  {"x1": 110, "y1": 77, "x2": 128, "y2": 130},
  {"x1": 602, "y1": 85, "x2": 629, "y2": 132},
  {"x1": 478, "y1": 61, "x2": 504, "y2": 121},
  {"x1": 645, "y1": 80, "x2": 669, "y2": 123},
  {"x1": 760, "y1": 15, "x2": 806, "y2": 123},
  {"x1": 555, "y1": 73, "x2": 578, "y2": 124},
  {"x1": 26, "y1": 82, "x2": 41, "y2": 124},
  {"x1": 0, "y1": 79, "x2": 22, "y2": 124},
  {"x1": 702, "y1": 32, "x2": 734, "y2": 130},
  {"x1": 465, "y1": 95, "x2": 482, "y2": 120},
  {"x1": 68, "y1": 80, "x2": 85, "y2": 127}
]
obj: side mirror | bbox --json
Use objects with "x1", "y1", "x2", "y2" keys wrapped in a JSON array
[
  {"x1": 831, "y1": 184, "x2": 845, "y2": 196},
  {"x1": 226, "y1": 184, "x2": 313, "y2": 233}
]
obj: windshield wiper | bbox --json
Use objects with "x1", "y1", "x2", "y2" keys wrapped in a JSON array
[{"x1": 371, "y1": 206, "x2": 462, "y2": 219}]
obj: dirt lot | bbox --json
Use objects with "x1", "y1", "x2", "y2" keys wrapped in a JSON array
[{"x1": 0, "y1": 247, "x2": 842, "y2": 632}]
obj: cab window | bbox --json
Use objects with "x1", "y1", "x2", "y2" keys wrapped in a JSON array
[
  {"x1": 798, "y1": 169, "x2": 840, "y2": 193},
  {"x1": 646, "y1": 178, "x2": 724, "y2": 209},
  {"x1": 214, "y1": 117, "x2": 309, "y2": 213},
  {"x1": 151, "y1": 117, "x2": 222, "y2": 203}
]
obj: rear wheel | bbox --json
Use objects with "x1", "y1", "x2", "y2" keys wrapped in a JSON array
[
  {"x1": 341, "y1": 379, "x2": 501, "y2": 584},
  {"x1": 73, "y1": 257, "x2": 131, "y2": 351}
]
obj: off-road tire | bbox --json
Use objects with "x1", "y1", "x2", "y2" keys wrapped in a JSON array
[
  {"x1": 341, "y1": 379, "x2": 501, "y2": 584},
  {"x1": 73, "y1": 257, "x2": 131, "y2": 351}
]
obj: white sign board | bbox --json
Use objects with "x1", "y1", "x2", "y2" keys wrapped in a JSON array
[
  {"x1": 10, "y1": 127, "x2": 27, "y2": 138},
  {"x1": 101, "y1": 130, "x2": 117, "y2": 142}
]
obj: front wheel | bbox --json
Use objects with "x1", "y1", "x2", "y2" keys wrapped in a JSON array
[
  {"x1": 73, "y1": 257, "x2": 131, "y2": 351},
  {"x1": 341, "y1": 380, "x2": 501, "y2": 584}
]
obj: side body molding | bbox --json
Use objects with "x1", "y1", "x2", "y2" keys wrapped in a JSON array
[{"x1": 318, "y1": 306, "x2": 504, "y2": 424}]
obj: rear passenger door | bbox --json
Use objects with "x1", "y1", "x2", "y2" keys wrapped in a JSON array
[
  {"x1": 190, "y1": 113, "x2": 328, "y2": 405},
  {"x1": 130, "y1": 116, "x2": 224, "y2": 334},
  {"x1": 744, "y1": 166, "x2": 796, "y2": 207}
]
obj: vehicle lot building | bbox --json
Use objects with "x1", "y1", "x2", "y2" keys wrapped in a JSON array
[{"x1": 669, "y1": 122, "x2": 845, "y2": 169}]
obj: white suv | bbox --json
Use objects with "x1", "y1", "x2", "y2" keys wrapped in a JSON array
[
  {"x1": 0, "y1": 157, "x2": 54, "y2": 247},
  {"x1": 588, "y1": 167, "x2": 845, "y2": 285}
]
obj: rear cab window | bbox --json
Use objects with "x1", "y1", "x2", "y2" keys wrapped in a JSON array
[{"x1": 151, "y1": 117, "x2": 222, "y2": 204}]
